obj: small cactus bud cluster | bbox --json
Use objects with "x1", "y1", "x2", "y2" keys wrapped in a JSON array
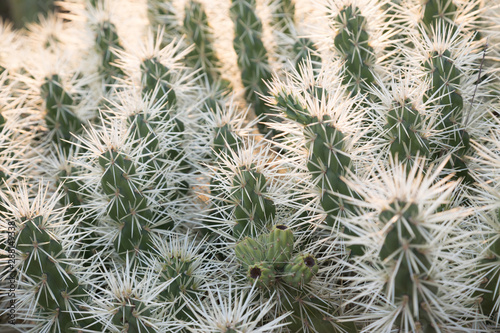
[{"x1": 235, "y1": 225, "x2": 319, "y2": 289}]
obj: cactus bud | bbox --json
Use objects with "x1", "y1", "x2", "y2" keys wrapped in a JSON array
[
  {"x1": 235, "y1": 237, "x2": 265, "y2": 267},
  {"x1": 283, "y1": 253, "x2": 319, "y2": 288},
  {"x1": 247, "y1": 262, "x2": 275, "y2": 288},
  {"x1": 265, "y1": 225, "x2": 294, "y2": 269}
]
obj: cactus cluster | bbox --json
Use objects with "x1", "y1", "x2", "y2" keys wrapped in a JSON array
[{"x1": 1, "y1": 0, "x2": 500, "y2": 332}]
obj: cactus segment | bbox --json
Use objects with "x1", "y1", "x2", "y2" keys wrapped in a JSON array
[
  {"x1": 230, "y1": 0, "x2": 274, "y2": 135},
  {"x1": 378, "y1": 200, "x2": 438, "y2": 330},
  {"x1": 275, "y1": 91, "x2": 361, "y2": 255},
  {"x1": 422, "y1": 0, "x2": 457, "y2": 31},
  {"x1": 247, "y1": 262, "x2": 276, "y2": 288},
  {"x1": 184, "y1": 1, "x2": 220, "y2": 84},
  {"x1": 293, "y1": 38, "x2": 321, "y2": 71},
  {"x1": 386, "y1": 99, "x2": 429, "y2": 164},
  {"x1": 232, "y1": 167, "x2": 276, "y2": 238},
  {"x1": 98, "y1": 149, "x2": 156, "y2": 256},
  {"x1": 282, "y1": 253, "x2": 319, "y2": 288},
  {"x1": 147, "y1": 0, "x2": 180, "y2": 43},
  {"x1": 95, "y1": 20, "x2": 125, "y2": 82},
  {"x1": 159, "y1": 257, "x2": 197, "y2": 301},
  {"x1": 141, "y1": 57, "x2": 177, "y2": 107},
  {"x1": 17, "y1": 215, "x2": 100, "y2": 331},
  {"x1": 274, "y1": 0, "x2": 295, "y2": 36},
  {"x1": 333, "y1": 5, "x2": 376, "y2": 95},
  {"x1": 424, "y1": 48, "x2": 471, "y2": 180},
  {"x1": 41, "y1": 74, "x2": 82, "y2": 151},
  {"x1": 112, "y1": 299, "x2": 155, "y2": 333},
  {"x1": 213, "y1": 123, "x2": 241, "y2": 157},
  {"x1": 235, "y1": 236, "x2": 266, "y2": 267}
]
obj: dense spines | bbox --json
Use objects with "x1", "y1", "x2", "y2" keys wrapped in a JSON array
[
  {"x1": 0, "y1": 184, "x2": 101, "y2": 333},
  {"x1": 272, "y1": 82, "x2": 358, "y2": 226},
  {"x1": 230, "y1": 0, "x2": 274, "y2": 135},
  {"x1": 421, "y1": 0, "x2": 458, "y2": 33},
  {"x1": 147, "y1": 0, "x2": 180, "y2": 44},
  {"x1": 84, "y1": 256, "x2": 171, "y2": 333},
  {"x1": 2, "y1": 1, "x2": 500, "y2": 332},
  {"x1": 98, "y1": 148, "x2": 155, "y2": 256},
  {"x1": 233, "y1": 225, "x2": 338, "y2": 332},
  {"x1": 231, "y1": 164, "x2": 276, "y2": 238},
  {"x1": 469, "y1": 115, "x2": 500, "y2": 324},
  {"x1": 137, "y1": 54, "x2": 192, "y2": 204},
  {"x1": 141, "y1": 234, "x2": 214, "y2": 323},
  {"x1": 95, "y1": 19, "x2": 125, "y2": 84},
  {"x1": 141, "y1": 57, "x2": 177, "y2": 107},
  {"x1": 424, "y1": 45, "x2": 474, "y2": 180},
  {"x1": 339, "y1": 158, "x2": 481, "y2": 332}
]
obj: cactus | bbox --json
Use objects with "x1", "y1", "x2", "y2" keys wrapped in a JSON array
[{"x1": 2, "y1": 1, "x2": 500, "y2": 332}]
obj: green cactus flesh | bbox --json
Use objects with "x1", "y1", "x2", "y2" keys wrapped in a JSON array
[
  {"x1": 230, "y1": 0, "x2": 274, "y2": 135},
  {"x1": 17, "y1": 216, "x2": 100, "y2": 331},
  {"x1": 379, "y1": 201, "x2": 439, "y2": 331},
  {"x1": 98, "y1": 149, "x2": 156, "y2": 255},
  {"x1": 111, "y1": 299, "x2": 155, "y2": 333},
  {"x1": 184, "y1": 0, "x2": 220, "y2": 84},
  {"x1": 95, "y1": 20, "x2": 125, "y2": 82}
]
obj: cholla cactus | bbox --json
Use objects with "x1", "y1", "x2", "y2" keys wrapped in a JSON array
[{"x1": 1, "y1": 1, "x2": 500, "y2": 333}]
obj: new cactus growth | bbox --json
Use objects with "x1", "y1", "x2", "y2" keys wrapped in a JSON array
[
  {"x1": 282, "y1": 253, "x2": 319, "y2": 288},
  {"x1": 265, "y1": 224, "x2": 294, "y2": 269}
]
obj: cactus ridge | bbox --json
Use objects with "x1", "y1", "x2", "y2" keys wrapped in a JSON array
[
  {"x1": 95, "y1": 20, "x2": 125, "y2": 83},
  {"x1": 379, "y1": 200, "x2": 440, "y2": 330},
  {"x1": 111, "y1": 299, "x2": 155, "y2": 333},
  {"x1": 184, "y1": 1, "x2": 221, "y2": 84},
  {"x1": 424, "y1": 47, "x2": 471, "y2": 179},
  {"x1": 386, "y1": 98, "x2": 429, "y2": 164}
]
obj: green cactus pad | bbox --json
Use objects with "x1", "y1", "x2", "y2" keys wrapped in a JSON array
[
  {"x1": 333, "y1": 5, "x2": 376, "y2": 95},
  {"x1": 232, "y1": 167, "x2": 276, "y2": 238}
]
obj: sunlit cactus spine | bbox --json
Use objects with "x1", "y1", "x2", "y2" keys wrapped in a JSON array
[{"x1": 339, "y1": 158, "x2": 483, "y2": 332}]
